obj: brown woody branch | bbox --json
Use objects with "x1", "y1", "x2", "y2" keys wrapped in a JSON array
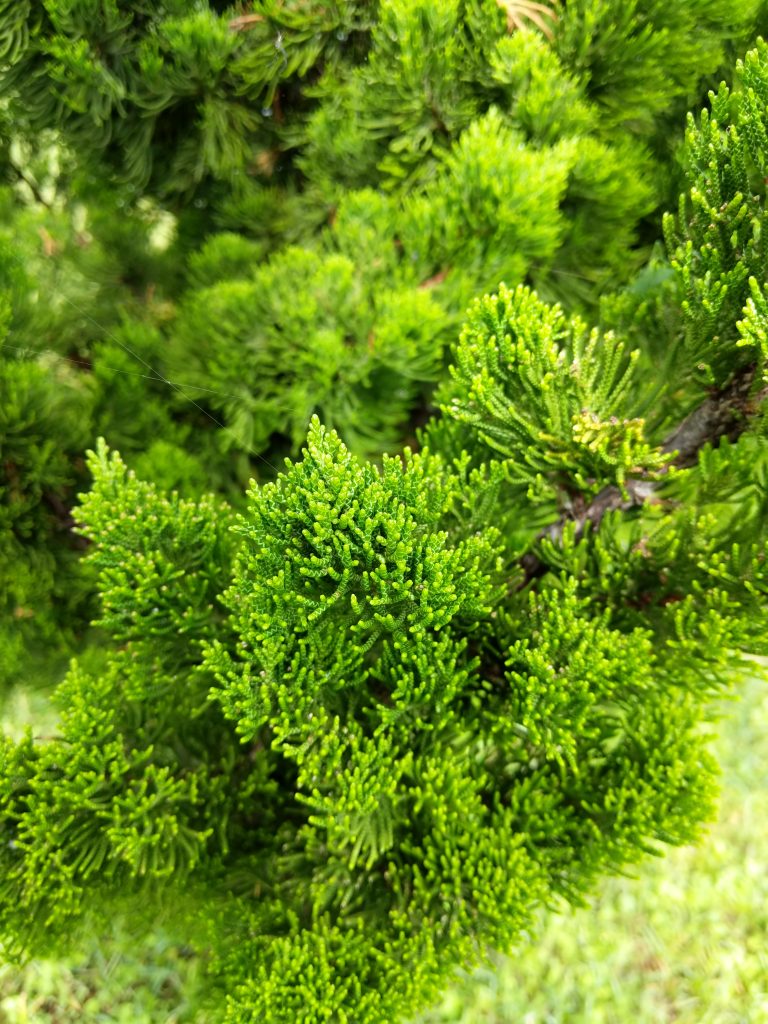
[
  {"x1": 228, "y1": 13, "x2": 265, "y2": 32},
  {"x1": 519, "y1": 362, "x2": 759, "y2": 587}
]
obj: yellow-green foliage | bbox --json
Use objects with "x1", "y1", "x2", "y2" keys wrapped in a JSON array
[
  {"x1": 2, "y1": 8, "x2": 768, "y2": 1024},
  {"x1": 1, "y1": 0, "x2": 765, "y2": 690}
]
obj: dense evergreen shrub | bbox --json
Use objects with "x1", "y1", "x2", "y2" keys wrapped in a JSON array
[
  {"x1": 3, "y1": 24, "x2": 768, "y2": 1017},
  {"x1": 2, "y1": 0, "x2": 766, "y2": 688}
]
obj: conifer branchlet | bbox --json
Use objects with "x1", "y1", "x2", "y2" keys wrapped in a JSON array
[{"x1": 2, "y1": 7, "x2": 768, "y2": 1023}]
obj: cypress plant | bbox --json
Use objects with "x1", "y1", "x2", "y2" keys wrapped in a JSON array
[
  {"x1": 2, "y1": 28, "x2": 768, "y2": 1019},
  {"x1": 1, "y1": 0, "x2": 765, "y2": 689}
]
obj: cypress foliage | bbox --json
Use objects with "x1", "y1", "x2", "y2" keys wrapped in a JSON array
[
  {"x1": 2, "y1": 0, "x2": 764, "y2": 687},
  {"x1": 2, "y1": 5, "x2": 768, "y2": 1021},
  {"x1": 3, "y1": 38, "x2": 768, "y2": 1015}
]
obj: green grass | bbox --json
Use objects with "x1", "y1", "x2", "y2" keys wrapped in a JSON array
[
  {"x1": 0, "y1": 931, "x2": 205, "y2": 1024},
  {"x1": 1, "y1": 673, "x2": 766, "y2": 1023}
]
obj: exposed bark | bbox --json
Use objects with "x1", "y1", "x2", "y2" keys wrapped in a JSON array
[
  {"x1": 519, "y1": 362, "x2": 758, "y2": 587},
  {"x1": 660, "y1": 363, "x2": 757, "y2": 466}
]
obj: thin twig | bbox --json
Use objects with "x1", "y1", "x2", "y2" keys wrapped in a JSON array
[
  {"x1": 519, "y1": 362, "x2": 759, "y2": 586},
  {"x1": 495, "y1": 0, "x2": 559, "y2": 40},
  {"x1": 229, "y1": 13, "x2": 265, "y2": 32}
]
